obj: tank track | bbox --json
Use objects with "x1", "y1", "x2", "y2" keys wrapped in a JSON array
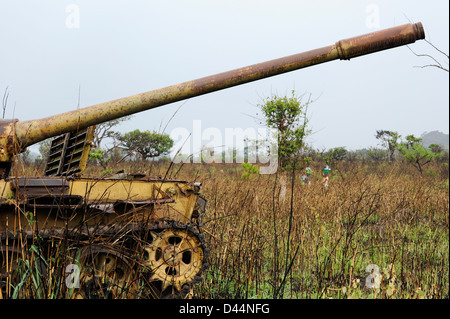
[{"x1": 0, "y1": 219, "x2": 209, "y2": 299}]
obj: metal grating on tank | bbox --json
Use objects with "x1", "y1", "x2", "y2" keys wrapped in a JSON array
[{"x1": 44, "y1": 126, "x2": 95, "y2": 177}]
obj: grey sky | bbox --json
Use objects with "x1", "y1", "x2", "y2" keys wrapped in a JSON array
[{"x1": 1, "y1": 1, "x2": 448, "y2": 155}]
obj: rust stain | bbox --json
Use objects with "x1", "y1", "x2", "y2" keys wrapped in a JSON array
[{"x1": 336, "y1": 22, "x2": 425, "y2": 60}]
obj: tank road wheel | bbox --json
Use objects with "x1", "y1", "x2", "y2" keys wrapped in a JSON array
[
  {"x1": 143, "y1": 226, "x2": 205, "y2": 297},
  {"x1": 72, "y1": 247, "x2": 138, "y2": 299}
]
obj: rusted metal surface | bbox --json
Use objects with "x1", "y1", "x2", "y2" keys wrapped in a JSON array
[
  {"x1": 3, "y1": 22, "x2": 424, "y2": 162},
  {"x1": 10, "y1": 177, "x2": 69, "y2": 198},
  {"x1": 336, "y1": 22, "x2": 425, "y2": 60},
  {"x1": 0, "y1": 120, "x2": 17, "y2": 165},
  {"x1": 45, "y1": 126, "x2": 96, "y2": 177}
]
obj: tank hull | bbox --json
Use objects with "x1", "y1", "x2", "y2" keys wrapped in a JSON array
[{"x1": 0, "y1": 176, "x2": 208, "y2": 298}]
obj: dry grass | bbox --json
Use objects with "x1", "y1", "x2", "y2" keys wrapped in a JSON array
[
  {"x1": 172, "y1": 160, "x2": 449, "y2": 299},
  {"x1": 5, "y1": 159, "x2": 449, "y2": 299}
]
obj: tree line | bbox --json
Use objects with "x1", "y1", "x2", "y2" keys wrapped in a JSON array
[
  {"x1": 25, "y1": 92, "x2": 447, "y2": 177},
  {"x1": 256, "y1": 91, "x2": 447, "y2": 175}
]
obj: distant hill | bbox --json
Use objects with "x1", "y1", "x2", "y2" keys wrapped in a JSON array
[{"x1": 421, "y1": 131, "x2": 449, "y2": 150}]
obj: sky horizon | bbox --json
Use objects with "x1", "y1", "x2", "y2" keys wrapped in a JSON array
[{"x1": 1, "y1": 1, "x2": 448, "y2": 157}]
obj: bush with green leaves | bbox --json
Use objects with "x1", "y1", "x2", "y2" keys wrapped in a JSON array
[
  {"x1": 117, "y1": 129, "x2": 174, "y2": 161},
  {"x1": 241, "y1": 162, "x2": 259, "y2": 180},
  {"x1": 398, "y1": 134, "x2": 443, "y2": 174},
  {"x1": 258, "y1": 90, "x2": 312, "y2": 171}
]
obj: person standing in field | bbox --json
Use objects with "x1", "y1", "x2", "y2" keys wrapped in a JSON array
[
  {"x1": 322, "y1": 165, "x2": 331, "y2": 187},
  {"x1": 301, "y1": 167, "x2": 313, "y2": 187},
  {"x1": 301, "y1": 172, "x2": 308, "y2": 187},
  {"x1": 305, "y1": 167, "x2": 312, "y2": 185}
]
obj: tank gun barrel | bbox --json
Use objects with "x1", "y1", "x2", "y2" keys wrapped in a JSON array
[{"x1": 2, "y1": 22, "x2": 424, "y2": 165}]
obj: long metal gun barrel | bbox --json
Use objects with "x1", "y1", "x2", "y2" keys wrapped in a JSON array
[{"x1": 1, "y1": 22, "x2": 425, "y2": 164}]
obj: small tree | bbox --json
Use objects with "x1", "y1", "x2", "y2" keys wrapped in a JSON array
[
  {"x1": 92, "y1": 117, "x2": 131, "y2": 150},
  {"x1": 375, "y1": 130, "x2": 400, "y2": 161},
  {"x1": 397, "y1": 134, "x2": 442, "y2": 174},
  {"x1": 89, "y1": 117, "x2": 132, "y2": 168},
  {"x1": 118, "y1": 129, "x2": 174, "y2": 161},
  {"x1": 258, "y1": 90, "x2": 312, "y2": 170}
]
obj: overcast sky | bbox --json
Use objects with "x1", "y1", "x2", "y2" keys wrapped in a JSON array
[{"x1": 1, "y1": 1, "x2": 448, "y2": 156}]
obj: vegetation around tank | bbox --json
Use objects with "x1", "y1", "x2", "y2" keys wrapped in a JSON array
[{"x1": 3, "y1": 152, "x2": 448, "y2": 299}]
